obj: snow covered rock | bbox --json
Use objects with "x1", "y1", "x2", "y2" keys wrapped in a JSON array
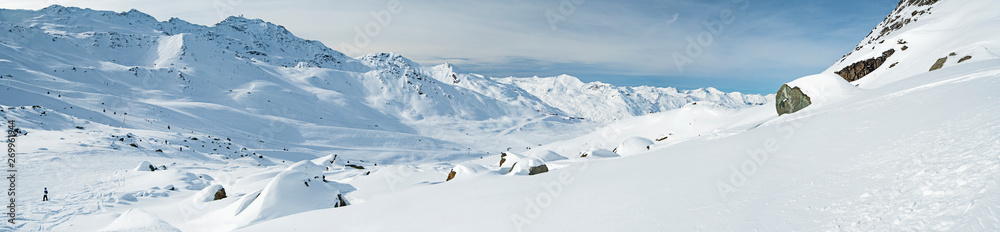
[
  {"x1": 134, "y1": 161, "x2": 156, "y2": 172},
  {"x1": 580, "y1": 148, "x2": 620, "y2": 158},
  {"x1": 98, "y1": 208, "x2": 180, "y2": 232},
  {"x1": 500, "y1": 152, "x2": 549, "y2": 175},
  {"x1": 446, "y1": 163, "x2": 488, "y2": 181},
  {"x1": 614, "y1": 137, "x2": 655, "y2": 156},
  {"x1": 191, "y1": 184, "x2": 227, "y2": 202},
  {"x1": 229, "y1": 161, "x2": 356, "y2": 225}
]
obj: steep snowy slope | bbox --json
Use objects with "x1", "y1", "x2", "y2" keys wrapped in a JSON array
[{"x1": 827, "y1": 0, "x2": 1000, "y2": 88}]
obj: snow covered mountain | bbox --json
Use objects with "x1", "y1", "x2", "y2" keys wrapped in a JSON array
[
  {"x1": 496, "y1": 75, "x2": 766, "y2": 122},
  {"x1": 5, "y1": 0, "x2": 999, "y2": 231},
  {"x1": 0, "y1": 5, "x2": 764, "y2": 157}
]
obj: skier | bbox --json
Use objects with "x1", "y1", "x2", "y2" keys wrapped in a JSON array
[{"x1": 43, "y1": 188, "x2": 48, "y2": 201}]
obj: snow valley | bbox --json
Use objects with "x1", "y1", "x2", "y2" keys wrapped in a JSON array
[{"x1": 2, "y1": 0, "x2": 1000, "y2": 231}]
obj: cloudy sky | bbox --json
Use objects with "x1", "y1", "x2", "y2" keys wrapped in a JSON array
[{"x1": 0, "y1": 0, "x2": 896, "y2": 94}]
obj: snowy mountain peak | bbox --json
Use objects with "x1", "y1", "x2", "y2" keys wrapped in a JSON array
[
  {"x1": 215, "y1": 15, "x2": 292, "y2": 36},
  {"x1": 358, "y1": 52, "x2": 421, "y2": 71}
]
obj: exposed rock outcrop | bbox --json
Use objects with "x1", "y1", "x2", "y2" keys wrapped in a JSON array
[
  {"x1": 929, "y1": 57, "x2": 948, "y2": 71},
  {"x1": 835, "y1": 49, "x2": 895, "y2": 82},
  {"x1": 776, "y1": 84, "x2": 812, "y2": 116},
  {"x1": 958, "y1": 55, "x2": 972, "y2": 63}
]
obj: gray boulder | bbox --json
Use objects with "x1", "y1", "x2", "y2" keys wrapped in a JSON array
[{"x1": 776, "y1": 84, "x2": 812, "y2": 116}]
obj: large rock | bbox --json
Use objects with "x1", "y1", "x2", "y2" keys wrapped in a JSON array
[
  {"x1": 528, "y1": 165, "x2": 549, "y2": 175},
  {"x1": 834, "y1": 49, "x2": 895, "y2": 82},
  {"x1": 776, "y1": 84, "x2": 812, "y2": 116}
]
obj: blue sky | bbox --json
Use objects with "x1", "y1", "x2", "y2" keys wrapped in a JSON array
[{"x1": 0, "y1": 0, "x2": 897, "y2": 94}]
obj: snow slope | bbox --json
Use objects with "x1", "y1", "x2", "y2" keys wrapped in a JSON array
[
  {"x1": 0, "y1": 4, "x2": 764, "y2": 231},
  {"x1": 245, "y1": 42, "x2": 1000, "y2": 232},
  {"x1": 4, "y1": 0, "x2": 1000, "y2": 231},
  {"x1": 826, "y1": 0, "x2": 1000, "y2": 88},
  {"x1": 236, "y1": 0, "x2": 1000, "y2": 230}
]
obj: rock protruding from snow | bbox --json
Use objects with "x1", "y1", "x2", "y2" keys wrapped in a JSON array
[
  {"x1": 191, "y1": 184, "x2": 227, "y2": 202},
  {"x1": 501, "y1": 152, "x2": 549, "y2": 175},
  {"x1": 614, "y1": 137, "x2": 655, "y2": 156},
  {"x1": 98, "y1": 208, "x2": 181, "y2": 232},
  {"x1": 776, "y1": 84, "x2": 812, "y2": 116},
  {"x1": 446, "y1": 163, "x2": 488, "y2": 181},
  {"x1": 214, "y1": 187, "x2": 227, "y2": 200}
]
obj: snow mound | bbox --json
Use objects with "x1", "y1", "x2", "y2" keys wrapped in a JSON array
[
  {"x1": 190, "y1": 184, "x2": 226, "y2": 203},
  {"x1": 98, "y1": 208, "x2": 180, "y2": 232},
  {"x1": 229, "y1": 160, "x2": 355, "y2": 226},
  {"x1": 134, "y1": 161, "x2": 155, "y2": 171},
  {"x1": 500, "y1": 152, "x2": 549, "y2": 175},
  {"x1": 446, "y1": 163, "x2": 489, "y2": 181},
  {"x1": 784, "y1": 73, "x2": 858, "y2": 108},
  {"x1": 525, "y1": 150, "x2": 568, "y2": 162},
  {"x1": 582, "y1": 148, "x2": 620, "y2": 158},
  {"x1": 312, "y1": 154, "x2": 337, "y2": 166},
  {"x1": 614, "y1": 137, "x2": 655, "y2": 156},
  {"x1": 227, "y1": 155, "x2": 276, "y2": 167}
]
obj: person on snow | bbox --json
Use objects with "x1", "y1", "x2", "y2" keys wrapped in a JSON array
[{"x1": 43, "y1": 188, "x2": 49, "y2": 201}]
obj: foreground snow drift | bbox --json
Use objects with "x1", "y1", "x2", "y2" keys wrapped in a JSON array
[{"x1": 221, "y1": 161, "x2": 355, "y2": 229}]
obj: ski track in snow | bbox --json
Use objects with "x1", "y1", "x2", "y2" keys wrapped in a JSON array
[
  {"x1": 15, "y1": 154, "x2": 128, "y2": 231},
  {"x1": 825, "y1": 114, "x2": 1000, "y2": 231}
]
